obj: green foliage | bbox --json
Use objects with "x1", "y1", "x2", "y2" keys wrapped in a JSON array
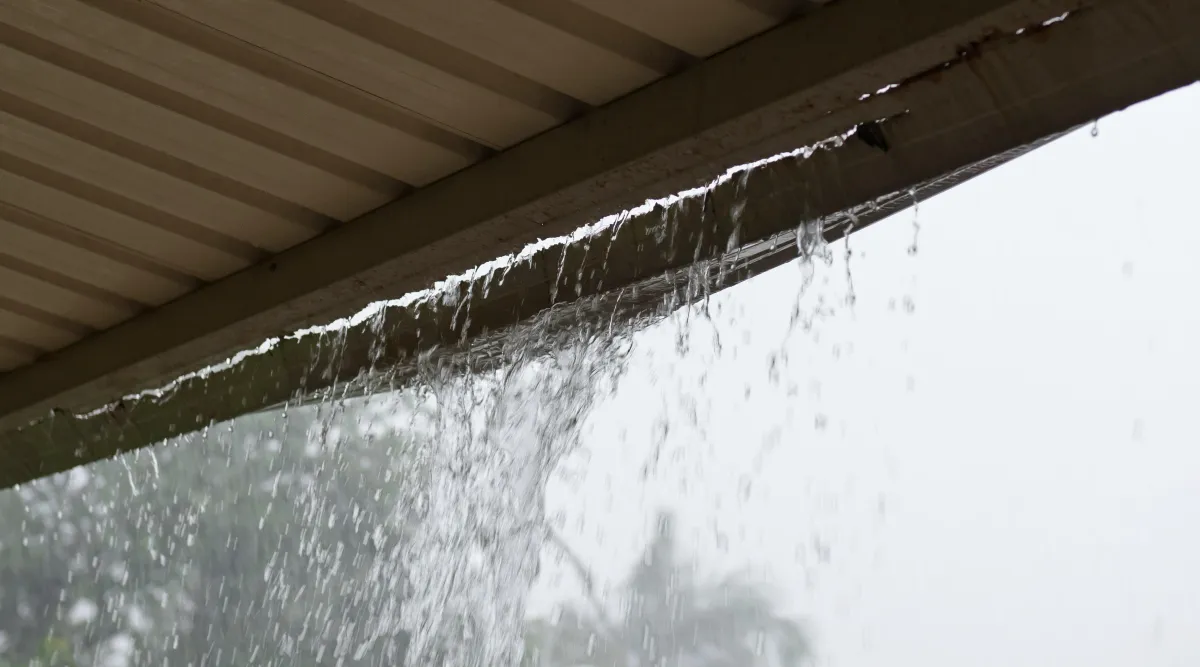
[
  {"x1": 35, "y1": 637, "x2": 75, "y2": 667},
  {"x1": 0, "y1": 637, "x2": 76, "y2": 667}
]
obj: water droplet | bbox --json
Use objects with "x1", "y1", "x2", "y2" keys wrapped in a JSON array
[{"x1": 907, "y1": 189, "x2": 921, "y2": 256}]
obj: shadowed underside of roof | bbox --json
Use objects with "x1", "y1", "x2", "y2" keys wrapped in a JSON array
[
  {"x1": 0, "y1": 0, "x2": 1197, "y2": 488},
  {"x1": 0, "y1": 0, "x2": 816, "y2": 373}
]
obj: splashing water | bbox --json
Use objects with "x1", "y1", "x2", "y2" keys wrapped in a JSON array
[
  {"x1": 5, "y1": 84, "x2": 1198, "y2": 667},
  {"x1": 0, "y1": 127, "x2": 875, "y2": 667},
  {"x1": 0, "y1": 298, "x2": 649, "y2": 667},
  {"x1": 906, "y1": 188, "x2": 921, "y2": 257},
  {"x1": 0, "y1": 200, "x2": 851, "y2": 667},
  {"x1": 391, "y1": 327, "x2": 629, "y2": 666}
]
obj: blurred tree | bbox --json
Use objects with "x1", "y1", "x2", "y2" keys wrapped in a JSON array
[
  {"x1": 524, "y1": 511, "x2": 811, "y2": 667},
  {"x1": 0, "y1": 395, "x2": 423, "y2": 667}
]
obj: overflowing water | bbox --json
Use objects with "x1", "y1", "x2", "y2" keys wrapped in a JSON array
[
  {"x1": 393, "y1": 331, "x2": 629, "y2": 667},
  {"x1": 1, "y1": 317, "x2": 633, "y2": 667},
  {"x1": 0, "y1": 217, "x2": 824, "y2": 667},
  {"x1": 0, "y1": 117, "x2": 843, "y2": 666},
  {"x1": 5, "y1": 84, "x2": 1200, "y2": 667}
]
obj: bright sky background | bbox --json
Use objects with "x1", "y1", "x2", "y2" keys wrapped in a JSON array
[{"x1": 530, "y1": 82, "x2": 1200, "y2": 666}]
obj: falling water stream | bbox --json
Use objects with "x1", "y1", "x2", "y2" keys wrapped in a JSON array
[
  {"x1": 0, "y1": 222, "x2": 826, "y2": 667},
  {"x1": 0, "y1": 111, "x2": 852, "y2": 665},
  {"x1": 5, "y1": 86, "x2": 1200, "y2": 667}
]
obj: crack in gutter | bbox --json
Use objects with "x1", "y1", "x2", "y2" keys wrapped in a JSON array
[{"x1": 856, "y1": 6, "x2": 1086, "y2": 106}]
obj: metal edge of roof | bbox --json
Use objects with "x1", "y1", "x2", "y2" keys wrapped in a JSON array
[
  {"x1": 1, "y1": 0, "x2": 1196, "y2": 489},
  {"x1": 0, "y1": 0, "x2": 1101, "y2": 433}
]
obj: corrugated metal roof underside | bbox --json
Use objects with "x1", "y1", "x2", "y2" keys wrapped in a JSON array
[{"x1": 0, "y1": 0, "x2": 807, "y2": 372}]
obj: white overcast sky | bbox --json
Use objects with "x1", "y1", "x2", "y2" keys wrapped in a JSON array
[{"x1": 529, "y1": 82, "x2": 1200, "y2": 666}]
